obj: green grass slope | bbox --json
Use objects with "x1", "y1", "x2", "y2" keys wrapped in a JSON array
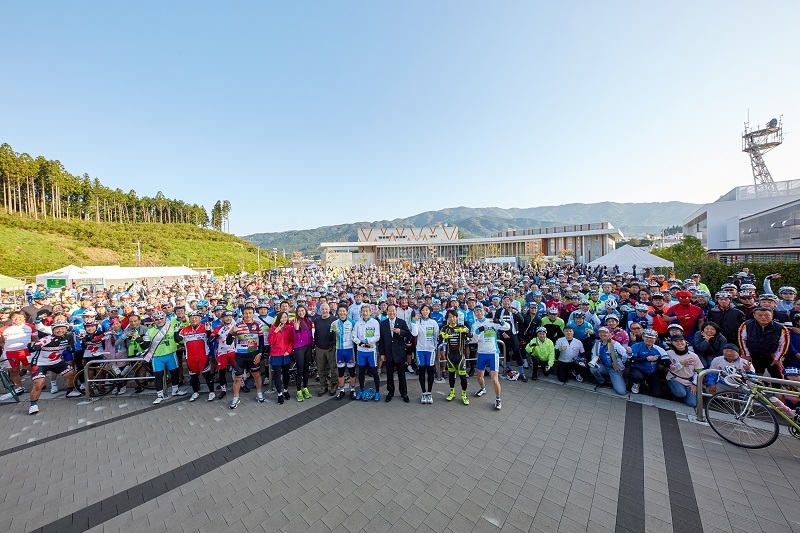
[{"x1": 0, "y1": 214, "x2": 272, "y2": 277}]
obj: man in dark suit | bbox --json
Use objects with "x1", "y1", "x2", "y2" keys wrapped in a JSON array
[{"x1": 379, "y1": 303, "x2": 413, "y2": 402}]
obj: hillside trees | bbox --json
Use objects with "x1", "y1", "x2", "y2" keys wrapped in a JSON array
[{"x1": 0, "y1": 142, "x2": 224, "y2": 228}]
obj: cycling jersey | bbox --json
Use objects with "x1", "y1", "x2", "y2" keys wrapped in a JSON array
[
  {"x1": 212, "y1": 323, "x2": 236, "y2": 355},
  {"x1": 31, "y1": 334, "x2": 74, "y2": 366},
  {"x1": 233, "y1": 320, "x2": 264, "y2": 355},
  {"x1": 439, "y1": 324, "x2": 470, "y2": 356},
  {"x1": 412, "y1": 318, "x2": 440, "y2": 353},
  {"x1": 333, "y1": 318, "x2": 356, "y2": 350},
  {"x1": 353, "y1": 317, "x2": 380, "y2": 353},
  {"x1": 470, "y1": 318, "x2": 508, "y2": 354},
  {"x1": 179, "y1": 324, "x2": 210, "y2": 359},
  {"x1": 0, "y1": 323, "x2": 36, "y2": 353}
]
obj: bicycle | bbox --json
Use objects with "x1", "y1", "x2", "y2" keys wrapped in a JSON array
[
  {"x1": 74, "y1": 353, "x2": 162, "y2": 396},
  {"x1": 0, "y1": 358, "x2": 20, "y2": 403},
  {"x1": 705, "y1": 369, "x2": 800, "y2": 449}
]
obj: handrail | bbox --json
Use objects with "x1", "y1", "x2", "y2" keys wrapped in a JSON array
[
  {"x1": 696, "y1": 368, "x2": 800, "y2": 422},
  {"x1": 84, "y1": 357, "x2": 157, "y2": 401}
]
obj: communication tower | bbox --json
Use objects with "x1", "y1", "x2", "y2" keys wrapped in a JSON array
[{"x1": 742, "y1": 115, "x2": 783, "y2": 185}]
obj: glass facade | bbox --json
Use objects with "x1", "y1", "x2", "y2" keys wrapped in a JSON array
[{"x1": 739, "y1": 202, "x2": 800, "y2": 249}]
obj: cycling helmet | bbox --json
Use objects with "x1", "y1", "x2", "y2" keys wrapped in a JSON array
[
  {"x1": 536, "y1": 326, "x2": 547, "y2": 333},
  {"x1": 33, "y1": 291, "x2": 47, "y2": 299},
  {"x1": 759, "y1": 294, "x2": 779, "y2": 302},
  {"x1": 667, "y1": 324, "x2": 684, "y2": 332},
  {"x1": 778, "y1": 286, "x2": 797, "y2": 294},
  {"x1": 604, "y1": 315, "x2": 619, "y2": 323},
  {"x1": 740, "y1": 284, "x2": 757, "y2": 291},
  {"x1": 51, "y1": 320, "x2": 69, "y2": 329},
  {"x1": 642, "y1": 329, "x2": 657, "y2": 338},
  {"x1": 573, "y1": 311, "x2": 586, "y2": 318},
  {"x1": 188, "y1": 310, "x2": 202, "y2": 317},
  {"x1": 579, "y1": 299, "x2": 590, "y2": 305},
  {"x1": 604, "y1": 299, "x2": 618, "y2": 308},
  {"x1": 152, "y1": 311, "x2": 166, "y2": 320},
  {"x1": 197, "y1": 300, "x2": 209, "y2": 308},
  {"x1": 222, "y1": 310, "x2": 235, "y2": 317},
  {"x1": 635, "y1": 304, "x2": 649, "y2": 312},
  {"x1": 715, "y1": 292, "x2": 731, "y2": 299},
  {"x1": 720, "y1": 283, "x2": 737, "y2": 291},
  {"x1": 83, "y1": 319, "x2": 97, "y2": 326}
]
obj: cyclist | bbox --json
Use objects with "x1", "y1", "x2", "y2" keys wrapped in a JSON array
[
  {"x1": 79, "y1": 319, "x2": 109, "y2": 395},
  {"x1": 0, "y1": 311, "x2": 37, "y2": 395},
  {"x1": 470, "y1": 303, "x2": 507, "y2": 409},
  {"x1": 210, "y1": 310, "x2": 237, "y2": 400},
  {"x1": 439, "y1": 309, "x2": 471, "y2": 405},
  {"x1": 28, "y1": 321, "x2": 79, "y2": 414},
  {"x1": 331, "y1": 304, "x2": 357, "y2": 400},
  {"x1": 525, "y1": 327, "x2": 555, "y2": 380},
  {"x1": 140, "y1": 311, "x2": 187, "y2": 404},
  {"x1": 291, "y1": 305, "x2": 314, "y2": 402},
  {"x1": 311, "y1": 303, "x2": 337, "y2": 397},
  {"x1": 177, "y1": 310, "x2": 215, "y2": 402},
  {"x1": 412, "y1": 304, "x2": 441, "y2": 404},
  {"x1": 227, "y1": 307, "x2": 265, "y2": 409},
  {"x1": 353, "y1": 304, "x2": 381, "y2": 401}
]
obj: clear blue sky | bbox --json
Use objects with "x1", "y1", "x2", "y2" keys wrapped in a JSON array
[{"x1": 3, "y1": 1, "x2": 799, "y2": 235}]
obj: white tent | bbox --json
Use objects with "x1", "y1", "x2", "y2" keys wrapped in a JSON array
[
  {"x1": 587, "y1": 245, "x2": 673, "y2": 273},
  {"x1": 85, "y1": 266, "x2": 200, "y2": 288},
  {"x1": 35, "y1": 265, "x2": 103, "y2": 290}
]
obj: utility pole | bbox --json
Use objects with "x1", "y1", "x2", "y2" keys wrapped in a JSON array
[
  {"x1": 132, "y1": 240, "x2": 141, "y2": 265},
  {"x1": 273, "y1": 248, "x2": 278, "y2": 271}
]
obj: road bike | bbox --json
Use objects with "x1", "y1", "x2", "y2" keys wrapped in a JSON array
[
  {"x1": 0, "y1": 358, "x2": 20, "y2": 402},
  {"x1": 705, "y1": 369, "x2": 800, "y2": 449},
  {"x1": 74, "y1": 353, "x2": 161, "y2": 396}
]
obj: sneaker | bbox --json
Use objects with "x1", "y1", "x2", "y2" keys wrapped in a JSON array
[
  {"x1": 78, "y1": 383, "x2": 85, "y2": 392},
  {"x1": 631, "y1": 383, "x2": 640, "y2": 394},
  {"x1": 207, "y1": 392, "x2": 216, "y2": 401},
  {"x1": 475, "y1": 388, "x2": 486, "y2": 397},
  {"x1": 296, "y1": 391, "x2": 304, "y2": 402},
  {"x1": 446, "y1": 389, "x2": 456, "y2": 401},
  {"x1": 427, "y1": 392, "x2": 433, "y2": 404},
  {"x1": 266, "y1": 387, "x2": 277, "y2": 394},
  {"x1": 229, "y1": 397, "x2": 240, "y2": 409},
  {"x1": 50, "y1": 382, "x2": 59, "y2": 394},
  {"x1": 575, "y1": 374, "x2": 584, "y2": 383},
  {"x1": 302, "y1": 387, "x2": 312, "y2": 399},
  {"x1": 256, "y1": 393, "x2": 265, "y2": 403},
  {"x1": 218, "y1": 390, "x2": 227, "y2": 400},
  {"x1": 336, "y1": 389, "x2": 345, "y2": 400},
  {"x1": 461, "y1": 391, "x2": 470, "y2": 405},
  {"x1": 349, "y1": 389, "x2": 356, "y2": 400},
  {"x1": 355, "y1": 389, "x2": 363, "y2": 400},
  {"x1": 189, "y1": 392, "x2": 200, "y2": 402},
  {"x1": 14, "y1": 387, "x2": 25, "y2": 395},
  {"x1": 421, "y1": 394, "x2": 427, "y2": 404},
  {"x1": 28, "y1": 404, "x2": 39, "y2": 415},
  {"x1": 116, "y1": 386, "x2": 127, "y2": 395},
  {"x1": 278, "y1": 394, "x2": 284, "y2": 405},
  {"x1": 283, "y1": 391, "x2": 290, "y2": 400},
  {"x1": 153, "y1": 394, "x2": 164, "y2": 405},
  {"x1": 407, "y1": 365, "x2": 415, "y2": 373},
  {"x1": 65, "y1": 390, "x2": 82, "y2": 398},
  {"x1": 374, "y1": 392, "x2": 380, "y2": 402},
  {"x1": 172, "y1": 388, "x2": 187, "y2": 397},
  {"x1": 134, "y1": 386, "x2": 144, "y2": 394},
  {"x1": 495, "y1": 399, "x2": 502, "y2": 410}
]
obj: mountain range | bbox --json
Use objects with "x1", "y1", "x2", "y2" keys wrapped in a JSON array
[{"x1": 241, "y1": 202, "x2": 700, "y2": 256}]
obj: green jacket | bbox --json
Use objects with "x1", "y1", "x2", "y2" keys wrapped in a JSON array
[{"x1": 525, "y1": 337, "x2": 555, "y2": 366}]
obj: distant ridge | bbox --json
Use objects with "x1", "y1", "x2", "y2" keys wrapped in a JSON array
[{"x1": 242, "y1": 202, "x2": 699, "y2": 256}]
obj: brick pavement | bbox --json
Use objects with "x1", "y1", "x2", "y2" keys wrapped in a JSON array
[{"x1": 2, "y1": 375, "x2": 800, "y2": 532}]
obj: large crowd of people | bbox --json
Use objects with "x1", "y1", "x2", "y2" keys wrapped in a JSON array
[{"x1": 2, "y1": 261, "x2": 799, "y2": 417}]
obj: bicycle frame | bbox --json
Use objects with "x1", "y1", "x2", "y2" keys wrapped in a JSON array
[
  {"x1": 748, "y1": 384, "x2": 800, "y2": 430},
  {"x1": 84, "y1": 357, "x2": 157, "y2": 401},
  {"x1": 696, "y1": 368, "x2": 800, "y2": 422}
]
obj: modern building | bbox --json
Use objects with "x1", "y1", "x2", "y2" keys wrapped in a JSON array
[
  {"x1": 321, "y1": 223, "x2": 623, "y2": 267},
  {"x1": 682, "y1": 179, "x2": 800, "y2": 251},
  {"x1": 708, "y1": 198, "x2": 800, "y2": 263}
]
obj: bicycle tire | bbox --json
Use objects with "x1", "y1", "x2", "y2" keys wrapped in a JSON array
[
  {"x1": 134, "y1": 364, "x2": 157, "y2": 390},
  {"x1": 705, "y1": 391, "x2": 779, "y2": 449},
  {"x1": 92, "y1": 368, "x2": 117, "y2": 397},
  {"x1": 0, "y1": 370, "x2": 19, "y2": 403}
]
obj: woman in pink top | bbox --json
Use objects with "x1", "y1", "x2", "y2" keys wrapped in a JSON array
[{"x1": 292, "y1": 305, "x2": 314, "y2": 402}]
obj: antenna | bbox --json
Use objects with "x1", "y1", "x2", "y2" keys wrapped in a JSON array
[{"x1": 742, "y1": 114, "x2": 783, "y2": 185}]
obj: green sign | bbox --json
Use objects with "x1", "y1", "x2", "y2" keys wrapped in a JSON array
[{"x1": 46, "y1": 278, "x2": 66, "y2": 289}]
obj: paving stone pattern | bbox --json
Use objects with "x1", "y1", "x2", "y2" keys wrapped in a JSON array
[{"x1": 1, "y1": 375, "x2": 800, "y2": 532}]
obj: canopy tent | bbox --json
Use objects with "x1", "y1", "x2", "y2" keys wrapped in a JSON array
[
  {"x1": 586, "y1": 245, "x2": 673, "y2": 273},
  {"x1": 84, "y1": 266, "x2": 200, "y2": 288},
  {"x1": 0, "y1": 273, "x2": 25, "y2": 290},
  {"x1": 35, "y1": 265, "x2": 101, "y2": 290},
  {"x1": 35, "y1": 265, "x2": 201, "y2": 290}
]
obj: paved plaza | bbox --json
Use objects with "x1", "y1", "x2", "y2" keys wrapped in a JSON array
[{"x1": 2, "y1": 375, "x2": 800, "y2": 533}]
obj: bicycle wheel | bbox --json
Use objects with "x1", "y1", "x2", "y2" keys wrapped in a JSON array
[
  {"x1": 705, "y1": 391, "x2": 779, "y2": 449},
  {"x1": 134, "y1": 363, "x2": 157, "y2": 390},
  {"x1": 92, "y1": 368, "x2": 117, "y2": 397},
  {"x1": 0, "y1": 370, "x2": 19, "y2": 403}
]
